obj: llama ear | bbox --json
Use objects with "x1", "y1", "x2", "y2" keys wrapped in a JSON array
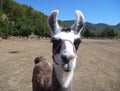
[
  {"x1": 48, "y1": 10, "x2": 60, "y2": 35},
  {"x1": 71, "y1": 10, "x2": 85, "y2": 35}
]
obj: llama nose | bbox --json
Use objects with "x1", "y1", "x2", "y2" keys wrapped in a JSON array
[{"x1": 61, "y1": 54, "x2": 74, "y2": 64}]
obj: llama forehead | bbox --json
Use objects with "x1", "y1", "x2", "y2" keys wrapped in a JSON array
[{"x1": 53, "y1": 31, "x2": 80, "y2": 41}]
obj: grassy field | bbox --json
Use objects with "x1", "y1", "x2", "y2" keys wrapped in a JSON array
[{"x1": 0, "y1": 39, "x2": 120, "y2": 91}]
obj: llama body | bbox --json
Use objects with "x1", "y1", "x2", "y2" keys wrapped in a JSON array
[
  {"x1": 32, "y1": 56, "x2": 52, "y2": 91},
  {"x1": 32, "y1": 10, "x2": 84, "y2": 91}
]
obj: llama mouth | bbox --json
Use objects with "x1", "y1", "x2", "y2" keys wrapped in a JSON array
[
  {"x1": 64, "y1": 69, "x2": 71, "y2": 72},
  {"x1": 63, "y1": 64, "x2": 71, "y2": 72}
]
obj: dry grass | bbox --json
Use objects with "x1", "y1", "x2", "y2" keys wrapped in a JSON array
[{"x1": 0, "y1": 39, "x2": 120, "y2": 91}]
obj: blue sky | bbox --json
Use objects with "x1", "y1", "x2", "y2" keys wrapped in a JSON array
[{"x1": 14, "y1": 0, "x2": 120, "y2": 25}]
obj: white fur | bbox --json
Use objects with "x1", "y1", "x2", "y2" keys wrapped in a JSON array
[
  {"x1": 76, "y1": 10, "x2": 85, "y2": 23},
  {"x1": 71, "y1": 10, "x2": 85, "y2": 34},
  {"x1": 53, "y1": 32, "x2": 78, "y2": 72},
  {"x1": 48, "y1": 10, "x2": 61, "y2": 36},
  {"x1": 54, "y1": 63, "x2": 74, "y2": 88},
  {"x1": 53, "y1": 31, "x2": 80, "y2": 41}
]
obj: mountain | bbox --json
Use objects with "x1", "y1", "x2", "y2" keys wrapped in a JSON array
[
  {"x1": 63, "y1": 20, "x2": 75, "y2": 27},
  {"x1": 113, "y1": 23, "x2": 120, "y2": 31},
  {"x1": 63, "y1": 20, "x2": 120, "y2": 31}
]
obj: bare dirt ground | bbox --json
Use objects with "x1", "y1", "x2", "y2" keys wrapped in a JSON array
[{"x1": 0, "y1": 39, "x2": 120, "y2": 91}]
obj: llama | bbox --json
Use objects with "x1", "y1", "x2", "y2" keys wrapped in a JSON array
[
  {"x1": 49, "y1": 10, "x2": 84, "y2": 91},
  {"x1": 32, "y1": 10, "x2": 85, "y2": 91}
]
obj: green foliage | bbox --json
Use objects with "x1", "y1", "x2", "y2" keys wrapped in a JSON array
[
  {"x1": 82, "y1": 26, "x2": 120, "y2": 39},
  {"x1": 58, "y1": 20, "x2": 68, "y2": 28},
  {"x1": 101, "y1": 27, "x2": 119, "y2": 38},
  {"x1": 82, "y1": 28, "x2": 91, "y2": 38},
  {"x1": 91, "y1": 30, "x2": 102, "y2": 37},
  {"x1": 117, "y1": 33, "x2": 120, "y2": 38},
  {"x1": 0, "y1": 0, "x2": 55, "y2": 38},
  {"x1": 0, "y1": 17, "x2": 14, "y2": 38},
  {"x1": 0, "y1": 0, "x2": 119, "y2": 39}
]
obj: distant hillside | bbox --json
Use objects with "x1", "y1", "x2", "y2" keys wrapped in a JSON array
[
  {"x1": 0, "y1": 0, "x2": 65, "y2": 38},
  {"x1": 0, "y1": 0, "x2": 119, "y2": 39},
  {"x1": 63, "y1": 20, "x2": 120, "y2": 31},
  {"x1": 114, "y1": 23, "x2": 120, "y2": 31}
]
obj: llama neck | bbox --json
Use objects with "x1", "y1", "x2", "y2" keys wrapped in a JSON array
[{"x1": 51, "y1": 65, "x2": 73, "y2": 91}]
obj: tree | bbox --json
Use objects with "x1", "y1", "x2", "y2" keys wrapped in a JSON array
[
  {"x1": 82, "y1": 28, "x2": 91, "y2": 38},
  {"x1": 0, "y1": 17, "x2": 14, "y2": 38},
  {"x1": 91, "y1": 30, "x2": 102, "y2": 38},
  {"x1": 101, "y1": 27, "x2": 119, "y2": 38}
]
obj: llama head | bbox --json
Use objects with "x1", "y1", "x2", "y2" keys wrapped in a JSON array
[{"x1": 48, "y1": 10, "x2": 85, "y2": 72}]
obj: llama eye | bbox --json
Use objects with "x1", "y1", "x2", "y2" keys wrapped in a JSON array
[
  {"x1": 51, "y1": 38, "x2": 56, "y2": 42},
  {"x1": 51, "y1": 38, "x2": 61, "y2": 44},
  {"x1": 74, "y1": 38, "x2": 81, "y2": 50},
  {"x1": 51, "y1": 38, "x2": 62, "y2": 54}
]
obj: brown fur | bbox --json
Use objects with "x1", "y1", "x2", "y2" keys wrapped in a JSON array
[{"x1": 32, "y1": 56, "x2": 52, "y2": 91}]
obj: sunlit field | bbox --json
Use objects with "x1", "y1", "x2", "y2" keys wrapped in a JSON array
[{"x1": 0, "y1": 39, "x2": 120, "y2": 91}]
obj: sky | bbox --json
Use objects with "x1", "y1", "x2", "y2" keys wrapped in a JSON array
[{"x1": 14, "y1": 0, "x2": 120, "y2": 25}]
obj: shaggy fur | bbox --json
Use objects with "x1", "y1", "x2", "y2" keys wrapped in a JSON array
[{"x1": 32, "y1": 56, "x2": 52, "y2": 91}]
